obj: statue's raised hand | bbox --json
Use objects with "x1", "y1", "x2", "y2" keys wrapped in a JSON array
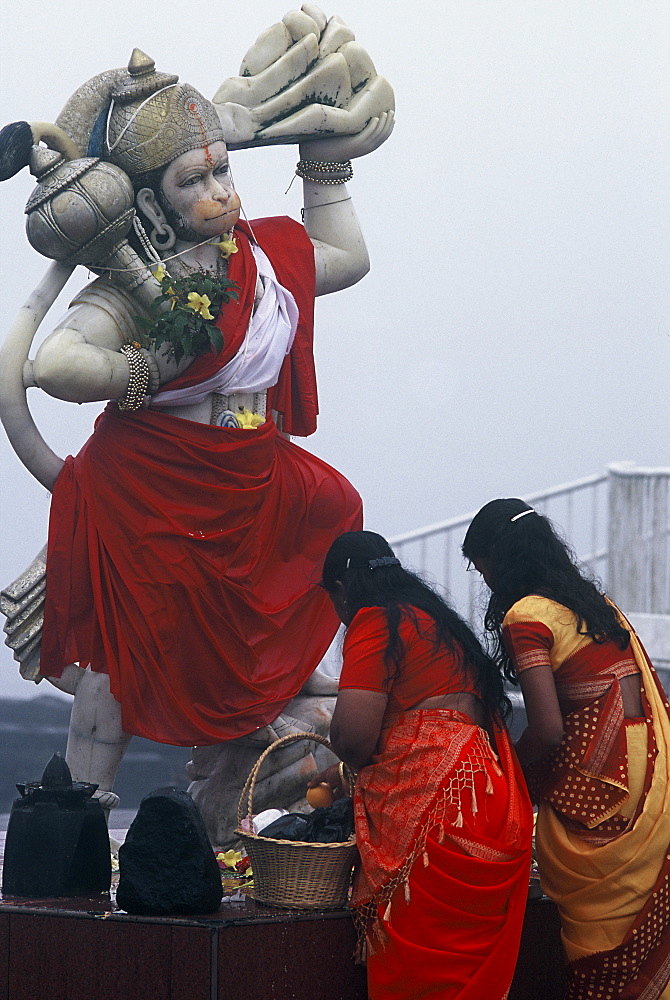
[
  {"x1": 299, "y1": 111, "x2": 394, "y2": 164},
  {"x1": 214, "y1": 5, "x2": 394, "y2": 151}
]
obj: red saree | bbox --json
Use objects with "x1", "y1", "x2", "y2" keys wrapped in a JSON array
[{"x1": 352, "y1": 709, "x2": 534, "y2": 1000}]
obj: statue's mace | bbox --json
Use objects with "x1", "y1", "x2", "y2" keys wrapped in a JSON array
[{"x1": 0, "y1": 121, "x2": 157, "y2": 488}]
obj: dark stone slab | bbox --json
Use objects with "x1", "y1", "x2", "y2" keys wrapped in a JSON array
[
  {"x1": 6, "y1": 912, "x2": 180, "y2": 1000},
  {"x1": 2, "y1": 753, "x2": 110, "y2": 897},
  {"x1": 0, "y1": 913, "x2": 7, "y2": 1000},
  {"x1": 117, "y1": 788, "x2": 222, "y2": 916},
  {"x1": 224, "y1": 920, "x2": 367, "y2": 999}
]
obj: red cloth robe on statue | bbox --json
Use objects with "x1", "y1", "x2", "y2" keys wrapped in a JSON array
[{"x1": 41, "y1": 217, "x2": 363, "y2": 745}]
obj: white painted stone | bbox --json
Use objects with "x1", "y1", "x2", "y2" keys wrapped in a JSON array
[
  {"x1": 256, "y1": 52, "x2": 352, "y2": 129},
  {"x1": 318, "y1": 17, "x2": 356, "y2": 58},
  {"x1": 0, "y1": 7, "x2": 394, "y2": 827},
  {"x1": 214, "y1": 34, "x2": 320, "y2": 109},
  {"x1": 339, "y1": 41, "x2": 377, "y2": 90},
  {"x1": 282, "y1": 9, "x2": 320, "y2": 42},
  {"x1": 238, "y1": 22, "x2": 293, "y2": 77},
  {"x1": 214, "y1": 7, "x2": 394, "y2": 150},
  {"x1": 301, "y1": 3, "x2": 328, "y2": 34},
  {"x1": 256, "y1": 75, "x2": 394, "y2": 142},
  {"x1": 212, "y1": 103, "x2": 256, "y2": 146}
]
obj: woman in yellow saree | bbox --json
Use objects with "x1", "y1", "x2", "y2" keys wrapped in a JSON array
[{"x1": 463, "y1": 499, "x2": 670, "y2": 1000}]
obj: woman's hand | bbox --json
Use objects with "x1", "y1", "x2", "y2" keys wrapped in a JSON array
[
  {"x1": 299, "y1": 111, "x2": 394, "y2": 164},
  {"x1": 307, "y1": 763, "x2": 349, "y2": 800}
]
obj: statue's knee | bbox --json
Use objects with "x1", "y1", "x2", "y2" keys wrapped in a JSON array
[
  {"x1": 45, "y1": 663, "x2": 86, "y2": 695},
  {"x1": 79, "y1": 668, "x2": 112, "y2": 693}
]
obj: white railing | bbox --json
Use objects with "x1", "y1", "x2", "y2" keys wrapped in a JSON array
[
  {"x1": 608, "y1": 463, "x2": 670, "y2": 616},
  {"x1": 389, "y1": 464, "x2": 670, "y2": 625}
]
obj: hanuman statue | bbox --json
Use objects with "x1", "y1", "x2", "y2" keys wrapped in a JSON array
[{"x1": 0, "y1": 6, "x2": 393, "y2": 835}]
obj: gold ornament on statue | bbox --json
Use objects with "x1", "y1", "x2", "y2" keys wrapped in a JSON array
[{"x1": 104, "y1": 50, "x2": 225, "y2": 177}]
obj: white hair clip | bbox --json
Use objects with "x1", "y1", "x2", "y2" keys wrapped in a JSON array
[{"x1": 510, "y1": 508, "x2": 535, "y2": 522}]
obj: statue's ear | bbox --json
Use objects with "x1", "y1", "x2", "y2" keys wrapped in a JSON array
[{"x1": 136, "y1": 187, "x2": 164, "y2": 229}]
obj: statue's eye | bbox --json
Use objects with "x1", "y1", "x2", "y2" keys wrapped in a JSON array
[{"x1": 180, "y1": 174, "x2": 202, "y2": 187}]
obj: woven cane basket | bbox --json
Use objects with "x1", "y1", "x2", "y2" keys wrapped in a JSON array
[{"x1": 235, "y1": 732, "x2": 358, "y2": 910}]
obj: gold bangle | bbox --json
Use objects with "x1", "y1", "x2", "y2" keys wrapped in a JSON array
[
  {"x1": 117, "y1": 342, "x2": 150, "y2": 411},
  {"x1": 338, "y1": 760, "x2": 356, "y2": 796}
]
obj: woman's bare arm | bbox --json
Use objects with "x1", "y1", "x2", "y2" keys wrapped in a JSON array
[
  {"x1": 515, "y1": 664, "x2": 565, "y2": 766},
  {"x1": 329, "y1": 688, "x2": 388, "y2": 771}
]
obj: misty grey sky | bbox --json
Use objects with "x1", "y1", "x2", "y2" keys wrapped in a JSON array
[{"x1": 0, "y1": 1, "x2": 668, "y2": 699}]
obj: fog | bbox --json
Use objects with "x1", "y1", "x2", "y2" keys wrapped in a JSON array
[{"x1": 0, "y1": 0, "x2": 668, "y2": 698}]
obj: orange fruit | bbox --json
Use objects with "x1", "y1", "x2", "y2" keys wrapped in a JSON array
[{"x1": 306, "y1": 782, "x2": 334, "y2": 809}]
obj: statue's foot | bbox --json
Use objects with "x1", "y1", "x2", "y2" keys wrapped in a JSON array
[
  {"x1": 301, "y1": 666, "x2": 339, "y2": 696},
  {"x1": 93, "y1": 789, "x2": 121, "y2": 810},
  {"x1": 239, "y1": 712, "x2": 315, "y2": 747},
  {"x1": 93, "y1": 789, "x2": 122, "y2": 839},
  {"x1": 270, "y1": 712, "x2": 315, "y2": 739}
]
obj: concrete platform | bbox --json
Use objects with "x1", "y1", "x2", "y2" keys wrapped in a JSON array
[{"x1": 0, "y1": 834, "x2": 566, "y2": 1000}]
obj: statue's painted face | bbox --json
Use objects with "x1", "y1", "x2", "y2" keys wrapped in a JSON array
[{"x1": 159, "y1": 141, "x2": 241, "y2": 239}]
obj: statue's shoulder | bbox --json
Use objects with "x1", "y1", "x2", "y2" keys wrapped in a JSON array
[
  {"x1": 67, "y1": 276, "x2": 151, "y2": 335},
  {"x1": 70, "y1": 275, "x2": 149, "y2": 315}
]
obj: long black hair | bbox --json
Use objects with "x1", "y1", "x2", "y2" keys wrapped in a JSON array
[
  {"x1": 462, "y1": 498, "x2": 629, "y2": 684},
  {"x1": 322, "y1": 530, "x2": 510, "y2": 721}
]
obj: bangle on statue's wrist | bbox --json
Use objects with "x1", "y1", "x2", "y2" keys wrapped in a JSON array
[
  {"x1": 296, "y1": 159, "x2": 353, "y2": 185},
  {"x1": 117, "y1": 342, "x2": 150, "y2": 411},
  {"x1": 140, "y1": 348, "x2": 161, "y2": 394}
]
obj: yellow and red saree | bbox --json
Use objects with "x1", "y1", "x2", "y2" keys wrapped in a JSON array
[{"x1": 508, "y1": 603, "x2": 670, "y2": 1000}]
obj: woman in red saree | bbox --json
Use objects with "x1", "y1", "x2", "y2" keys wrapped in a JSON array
[
  {"x1": 310, "y1": 530, "x2": 534, "y2": 1000},
  {"x1": 463, "y1": 499, "x2": 670, "y2": 1000}
]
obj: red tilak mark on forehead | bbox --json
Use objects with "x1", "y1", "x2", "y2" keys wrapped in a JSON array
[{"x1": 189, "y1": 102, "x2": 215, "y2": 166}]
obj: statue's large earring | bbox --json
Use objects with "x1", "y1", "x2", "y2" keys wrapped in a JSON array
[
  {"x1": 135, "y1": 187, "x2": 176, "y2": 254},
  {"x1": 149, "y1": 221, "x2": 176, "y2": 252}
]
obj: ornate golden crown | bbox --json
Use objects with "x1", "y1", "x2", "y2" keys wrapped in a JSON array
[{"x1": 104, "y1": 50, "x2": 226, "y2": 177}]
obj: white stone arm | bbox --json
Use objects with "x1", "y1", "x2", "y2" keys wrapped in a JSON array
[
  {"x1": 30, "y1": 285, "x2": 188, "y2": 404},
  {"x1": 32, "y1": 306, "x2": 131, "y2": 404},
  {"x1": 0, "y1": 262, "x2": 73, "y2": 490},
  {"x1": 304, "y1": 183, "x2": 369, "y2": 296},
  {"x1": 300, "y1": 112, "x2": 394, "y2": 296}
]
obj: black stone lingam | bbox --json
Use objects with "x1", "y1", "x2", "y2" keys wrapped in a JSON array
[
  {"x1": 2, "y1": 752, "x2": 111, "y2": 897},
  {"x1": 116, "y1": 788, "x2": 223, "y2": 915}
]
